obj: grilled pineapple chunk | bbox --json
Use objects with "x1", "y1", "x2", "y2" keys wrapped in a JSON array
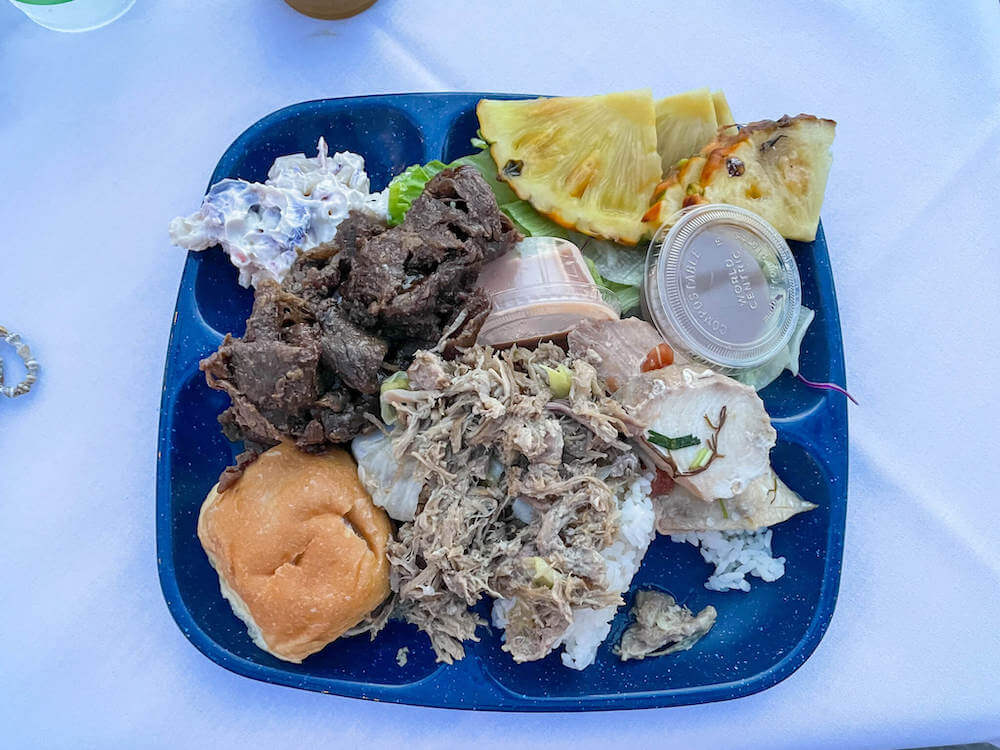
[
  {"x1": 644, "y1": 114, "x2": 836, "y2": 241},
  {"x1": 477, "y1": 90, "x2": 661, "y2": 245}
]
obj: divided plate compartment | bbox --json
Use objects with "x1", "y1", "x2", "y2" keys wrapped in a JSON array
[{"x1": 156, "y1": 94, "x2": 848, "y2": 711}]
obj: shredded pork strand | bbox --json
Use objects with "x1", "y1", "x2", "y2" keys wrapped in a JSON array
[{"x1": 384, "y1": 343, "x2": 641, "y2": 663}]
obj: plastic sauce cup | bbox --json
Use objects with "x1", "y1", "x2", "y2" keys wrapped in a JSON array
[
  {"x1": 643, "y1": 204, "x2": 801, "y2": 372},
  {"x1": 476, "y1": 237, "x2": 619, "y2": 348}
]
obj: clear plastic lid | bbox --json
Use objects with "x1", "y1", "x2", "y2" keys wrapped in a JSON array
[
  {"x1": 476, "y1": 237, "x2": 619, "y2": 348},
  {"x1": 643, "y1": 204, "x2": 801, "y2": 370}
]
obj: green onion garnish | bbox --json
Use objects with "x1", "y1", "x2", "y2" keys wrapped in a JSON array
[
  {"x1": 540, "y1": 364, "x2": 573, "y2": 398},
  {"x1": 647, "y1": 431, "x2": 700, "y2": 450},
  {"x1": 718, "y1": 498, "x2": 729, "y2": 519},
  {"x1": 379, "y1": 371, "x2": 411, "y2": 424},
  {"x1": 380, "y1": 371, "x2": 410, "y2": 393},
  {"x1": 689, "y1": 447, "x2": 712, "y2": 470}
]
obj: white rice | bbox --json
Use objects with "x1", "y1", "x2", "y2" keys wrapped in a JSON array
[
  {"x1": 556, "y1": 604, "x2": 620, "y2": 669},
  {"x1": 670, "y1": 528, "x2": 785, "y2": 592},
  {"x1": 491, "y1": 474, "x2": 656, "y2": 670}
]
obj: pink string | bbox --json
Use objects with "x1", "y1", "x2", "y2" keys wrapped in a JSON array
[{"x1": 795, "y1": 373, "x2": 859, "y2": 405}]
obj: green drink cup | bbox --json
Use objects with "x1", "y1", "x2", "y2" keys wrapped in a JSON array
[{"x1": 8, "y1": 0, "x2": 135, "y2": 32}]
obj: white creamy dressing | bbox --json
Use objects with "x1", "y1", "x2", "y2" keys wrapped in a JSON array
[{"x1": 169, "y1": 138, "x2": 388, "y2": 287}]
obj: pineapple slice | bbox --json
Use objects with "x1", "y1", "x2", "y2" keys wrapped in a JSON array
[
  {"x1": 654, "y1": 88, "x2": 735, "y2": 176},
  {"x1": 644, "y1": 114, "x2": 836, "y2": 242},
  {"x1": 476, "y1": 90, "x2": 661, "y2": 245},
  {"x1": 712, "y1": 90, "x2": 734, "y2": 128},
  {"x1": 654, "y1": 88, "x2": 719, "y2": 176}
]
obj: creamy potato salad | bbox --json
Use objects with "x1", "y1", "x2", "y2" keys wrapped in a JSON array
[{"x1": 169, "y1": 138, "x2": 387, "y2": 287}]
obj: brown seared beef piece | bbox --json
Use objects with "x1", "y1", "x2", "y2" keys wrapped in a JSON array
[
  {"x1": 202, "y1": 284, "x2": 317, "y2": 450},
  {"x1": 201, "y1": 282, "x2": 377, "y2": 457},
  {"x1": 442, "y1": 289, "x2": 491, "y2": 353},
  {"x1": 225, "y1": 338, "x2": 320, "y2": 409},
  {"x1": 239, "y1": 281, "x2": 311, "y2": 342},
  {"x1": 407, "y1": 165, "x2": 520, "y2": 252},
  {"x1": 281, "y1": 246, "x2": 341, "y2": 302},
  {"x1": 202, "y1": 165, "x2": 520, "y2": 483},
  {"x1": 217, "y1": 449, "x2": 262, "y2": 493},
  {"x1": 340, "y1": 166, "x2": 520, "y2": 343},
  {"x1": 283, "y1": 213, "x2": 387, "y2": 306},
  {"x1": 315, "y1": 302, "x2": 387, "y2": 395},
  {"x1": 326, "y1": 211, "x2": 388, "y2": 270},
  {"x1": 313, "y1": 389, "x2": 375, "y2": 443}
]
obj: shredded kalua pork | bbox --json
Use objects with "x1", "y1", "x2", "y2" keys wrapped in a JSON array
[{"x1": 362, "y1": 343, "x2": 645, "y2": 663}]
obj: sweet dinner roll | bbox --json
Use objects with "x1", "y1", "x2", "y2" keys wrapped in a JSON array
[{"x1": 197, "y1": 443, "x2": 392, "y2": 663}]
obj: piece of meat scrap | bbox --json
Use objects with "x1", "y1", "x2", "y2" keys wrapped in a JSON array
[
  {"x1": 568, "y1": 317, "x2": 689, "y2": 392},
  {"x1": 615, "y1": 590, "x2": 716, "y2": 661},
  {"x1": 406, "y1": 350, "x2": 451, "y2": 391}
]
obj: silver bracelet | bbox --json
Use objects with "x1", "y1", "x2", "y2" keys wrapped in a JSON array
[{"x1": 0, "y1": 326, "x2": 39, "y2": 398}]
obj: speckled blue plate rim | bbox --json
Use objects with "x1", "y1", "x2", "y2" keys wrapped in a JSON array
[{"x1": 156, "y1": 93, "x2": 848, "y2": 711}]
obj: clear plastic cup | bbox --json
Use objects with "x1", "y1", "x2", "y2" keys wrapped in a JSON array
[
  {"x1": 643, "y1": 204, "x2": 801, "y2": 372},
  {"x1": 476, "y1": 237, "x2": 619, "y2": 348},
  {"x1": 8, "y1": 0, "x2": 134, "y2": 32}
]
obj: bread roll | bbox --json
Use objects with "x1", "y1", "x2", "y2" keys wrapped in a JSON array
[{"x1": 198, "y1": 443, "x2": 392, "y2": 663}]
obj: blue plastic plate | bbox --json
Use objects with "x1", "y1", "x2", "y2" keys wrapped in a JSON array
[{"x1": 157, "y1": 93, "x2": 848, "y2": 711}]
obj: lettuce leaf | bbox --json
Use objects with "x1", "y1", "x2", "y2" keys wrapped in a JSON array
[
  {"x1": 500, "y1": 199, "x2": 571, "y2": 238},
  {"x1": 386, "y1": 160, "x2": 447, "y2": 225},
  {"x1": 577, "y1": 236, "x2": 645, "y2": 287},
  {"x1": 606, "y1": 283, "x2": 641, "y2": 314}
]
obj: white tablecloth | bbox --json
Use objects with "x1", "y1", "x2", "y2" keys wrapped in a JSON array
[{"x1": 2, "y1": 1, "x2": 999, "y2": 747}]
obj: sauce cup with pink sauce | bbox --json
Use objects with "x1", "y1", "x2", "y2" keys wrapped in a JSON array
[{"x1": 476, "y1": 237, "x2": 619, "y2": 348}]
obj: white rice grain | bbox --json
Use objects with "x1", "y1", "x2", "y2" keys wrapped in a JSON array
[{"x1": 671, "y1": 528, "x2": 785, "y2": 592}]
